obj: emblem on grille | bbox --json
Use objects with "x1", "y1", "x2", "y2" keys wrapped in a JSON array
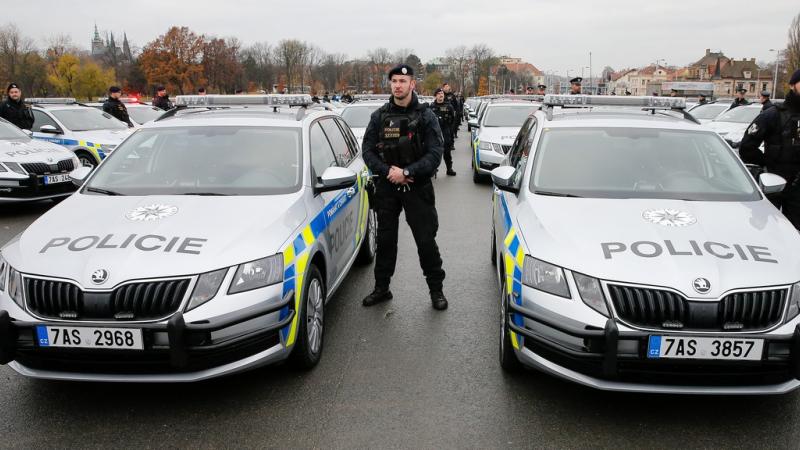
[
  {"x1": 91, "y1": 269, "x2": 109, "y2": 285},
  {"x1": 642, "y1": 209, "x2": 696, "y2": 227},
  {"x1": 693, "y1": 277, "x2": 711, "y2": 294},
  {"x1": 126, "y1": 204, "x2": 178, "y2": 221}
]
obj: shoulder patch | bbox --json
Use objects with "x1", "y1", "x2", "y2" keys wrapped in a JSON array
[{"x1": 747, "y1": 123, "x2": 759, "y2": 135}]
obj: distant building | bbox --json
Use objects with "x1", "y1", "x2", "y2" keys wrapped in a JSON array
[
  {"x1": 91, "y1": 24, "x2": 133, "y2": 63},
  {"x1": 674, "y1": 49, "x2": 772, "y2": 99}
]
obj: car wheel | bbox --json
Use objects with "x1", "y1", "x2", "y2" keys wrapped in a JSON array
[
  {"x1": 356, "y1": 209, "x2": 377, "y2": 265},
  {"x1": 473, "y1": 165, "x2": 482, "y2": 184},
  {"x1": 490, "y1": 224, "x2": 497, "y2": 266},
  {"x1": 289, "y1": 264, "x2": 325, "y2": 369},
  {"x1": 76, "y1": 151, "x2": 96, "y2": 170},
  {"x1": 500, "y1": 278, "x2": 522, "y2": 372}
]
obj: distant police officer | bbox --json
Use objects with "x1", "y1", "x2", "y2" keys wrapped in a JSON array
[
  {"x1": 432, "y1": 87, "x2": 457, "y2": 176},
  {"x1": 759, "y1": 90, "x2": 773, "y2": 111},
  {"x1": 537, "y1": 84, "x2": 547, "y2": 95},
  {"x1": 152, "y1": 85, "x2": 173, "y2": 111},
  {"x1": 341, "y1": 91, "x2": 353, "y2": 103},
  {"x1": 698, "y1": 94, "x2": 708, "y2": 105},
  {"x1": 198, "y1": 87, "x2": 207, "y2": 96},
  {"x1": 525, "y1": 86, "x2": 535, "y2": 95},
  {"x1": 361, "y1": 64, "x2": 448, "y2": 310},
  {"x1": 102, "y1": 86, "x2": 133, "y2": 127},
  {"x1": 739, "y1": 69, "x2": 800, "y2": 229},
  {"x1": 442, "y1": 83, "x2": 459, "y2": 141},
  {"x1": 0, "y1": 83, "x2": 34, "y2": 130},
  {"x1": 569, "y1": 77, "x2": 582, "y2": 95},
  {"x1": 730, "y1": 87, "x2": 749, "y2": 109}
]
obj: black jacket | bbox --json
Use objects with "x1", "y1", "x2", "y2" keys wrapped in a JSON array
[
  {"x1": 362, "y1": 93, "x2": 443, "y2": 184},
  {"x1": 761, "y1": 100, "x2": 774, "y2": 111},
  {"x1": 430, "y1": 100, "x2": 456, "y2": 142},
  {"x1": 730, "y1": 97, "x2": 750, "y2": 109},
  {"x1": 0, "y1": 98, "x2": 34, "y2": 130},
  {"x1": 740, "y1": 91, "x2": 800, "y2": 180},
  {"x1": 102, "y1": 98, "x2": 133, "y2": 127},
  {"x1": 152, "y1": 94, "x2": 173, "y2": 111}
]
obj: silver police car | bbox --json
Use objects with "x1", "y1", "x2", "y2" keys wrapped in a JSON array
[
  {"x1": 491, "y1": 95, "x2": 800, "y2": 394},
  {"x1": 0, "y1": 94, "x2": 376, "y2": 382}
]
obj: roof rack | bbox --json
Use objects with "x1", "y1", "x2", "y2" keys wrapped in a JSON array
[
  {"x1": 485, "y1": 94, "x2": 544, "y2": 102},
  {"x1": 24, "y1": 97, "x2": 77, "y2": 105},
  {"x1": 174, "y1": 94, "x2": 313, "y2": 107},
  {"x1": 97, "y1": 97, "x2": 145, "y2": 104},
  {"x1": 542, "y1": 95, "x2": 688, "y2": 120},
  {"x1": 352, "y1": 94, "x2": 391, "y2": 102}
]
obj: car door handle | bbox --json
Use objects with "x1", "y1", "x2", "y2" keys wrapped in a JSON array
[{"x1": 346, "y1": 187, "x2": 356, "y2": 197}]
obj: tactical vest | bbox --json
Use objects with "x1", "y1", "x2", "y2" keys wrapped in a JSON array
[
  {"x1": 377, "y1": 102, "x2": 426, "y2": 167},
  {"x1": 432, "y1": 102, "x2": 453, "y2": 124},
  {"x1": 780, "y1": 108, "x2": 800, "y2": 152}
]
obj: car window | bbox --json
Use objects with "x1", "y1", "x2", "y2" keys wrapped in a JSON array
[
  {"x1": 507, "y1": 118, "x2": 532, "y2": 167},
  {"x1": 714, "y1": 106, "x2": 761, "y2": 124},
  {"x1": 335, "y1": 117, "x2": 360, "y2": 159},
  {"x1": 341, "y1": 105, "x2": 381, "y2": 128},
  {"x1": 51, "y1": 108, "x2": 128, "y2": 131},
  {"x1": 482, "y1": 105, "x2": 539, "y2": 127},
  {"x1": 86, "y1": 126, "x2": 302, "y2": 196},
  {"x1": 127, "y1": 106, "x2": 164, "y2": 124},
  {"x1": 688, "y1": 104, "x2": 729, "y2": 120},
  {"x1": 0, "y1": 118, "x2": 31, "y2": 139},
  {"x1": 530, "y1": 128, "x2": 759, "y2": 201},
  {"x1": 32, "y1": 110, "x2": 59, "y2": 131},
  {"x1": 511, "y1": 119, "x2": 537, "y2": 187},
  {"x1": 310, "y1": 122, "x2": 338, "y2": 179},
  {"x1": 320, "y1": 118, "x2": 353, "y2": 166}
]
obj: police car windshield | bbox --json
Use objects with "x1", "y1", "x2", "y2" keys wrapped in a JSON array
[
  {"x1": 482, "y1": 105, "x2": 538, "y2": 127},
  {"x1": 713, "y1": 106, "x2": 761, "y2": 123},
  {"x1": 127, "y1": 106, "x2": 163, "y2": 124},
  {"x1": 688, "y1": 103, "x2": 728, "y2": 119},
  {"x1": 86, "y1": 126, "x2": 302, "y2": 196},
  {"x1": 341, "y1": 105, "x2": 382, "y2": 128},
  {"x1": 51, "y1": 108, "x2": 129, "y2": 131},
  {"x1": 530, "y1": 128, "x2": 760, "y2": 201},
  {"x1": 0, "y1": 120, "x2": 30, "y2": 140}
]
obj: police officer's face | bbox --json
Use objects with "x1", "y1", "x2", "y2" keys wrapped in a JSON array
[
  {"x1": 570, "y1": 83, "x2": 581, "y2": 94},
  {"x1": 443, "y1": 85, "x2": 451, "y2": 94},
  {"x1": 110, "y1": 91, "x2": 121, "y2": 100},
  {"x1": 8, "y1": 88, "x2": 21, "y2": 101},
  {"x1": 435, "y1": 92, "x2": 444, "y2": 102},
  {"x1": 390, "y1": 75, "x2": 414, "y2": 100},
  {"x1": 791, "y1": 83, "x2": 800, "y2": 96}
]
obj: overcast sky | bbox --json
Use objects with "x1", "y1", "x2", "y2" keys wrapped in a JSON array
[{"x1": 12, "y1": 0, "x2": 799, "y2": 76}]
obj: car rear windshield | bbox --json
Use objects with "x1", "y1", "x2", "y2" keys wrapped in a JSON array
[
  {"x1": 713, "y1": 106, "x2": 761, "y2": 123},
  {"x1": 127, "y1": 106, "x2": 164, "y2": 125},
  {"x1": 688, "y1": 104, "x2": 728, "y2": 120},
  {"x1": 0, "y1": 120, "x2": 30, "y2": 139},
  {"x1": 52, "y1": 108, "x2": 129, "y2": 131},
  {"x1": 86, "y1": 126, "x2": 302, "y2": 196},
  {"x1": 530, "y1": 128, "x2": 760, "y2": 201},
  {"x1": 340, "y1": 105, "x2": 382, "y2": 128},
  {"x1": 482, "y1": 105, "x2": 538, "y2": 127}
]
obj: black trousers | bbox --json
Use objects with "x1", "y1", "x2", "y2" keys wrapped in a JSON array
[
  {"x1": 373, "y1": 181, "x2": 445, "y2": 292},
  {"x1": 770, "y1": 176, "x2": 800, "y2": 230},
  {"x1": 443, "y1": 136, "x2": 454, "y2": 170}
]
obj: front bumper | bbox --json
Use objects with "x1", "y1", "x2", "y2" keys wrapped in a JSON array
[
  {"x1": 0, "y1": 295, "x2": 295, "y2": 382},
  {"x1": 508, "y1": 301, "x2": 800, "y2": 394},
  {"x1": 0, "y1": 175, "x2": 76, "y2": 203}
]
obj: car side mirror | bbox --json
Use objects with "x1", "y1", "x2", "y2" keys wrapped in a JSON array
[
  {"x1": 759, "y1": 172, "x2": 786, "y2": 195},
  {"x1": 39, "y1": 124, "x2": 61, "y2": 134},
  {"x1": 491, "y1": 166, "x2": 518, "y2": 194},
  {"x1": 315, "y1": 166, "x2": 357, "y2": 193},
  {"x1": 70, "y1": 166, "x2": 93, "y2": 187}
]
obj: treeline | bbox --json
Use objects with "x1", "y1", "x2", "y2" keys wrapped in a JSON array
[{"x1": 0, "y1": 23, "x2": 505, "y2": 99}]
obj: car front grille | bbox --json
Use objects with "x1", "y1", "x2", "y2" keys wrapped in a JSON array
[
  {"x1": 25, "y1": 277, "x2": 191, "y2": 321},
  {"x1": 500, "y1": 145, "x2": 511, "y2": 153},
  {"x1": 607, "y1": 284, "x2": 787, "y2": 332},
  {"x1": 21, "y1": 159, "x2": 74, "y2": 175}
]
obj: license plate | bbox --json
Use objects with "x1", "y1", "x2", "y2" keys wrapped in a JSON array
[
  {"x1": 36, "y1": 325, "x2": 144, "y2": 350},
  {"x1": 647, "y1": 335, "x2": 763, "y2": 361},
  {"x1": 43, "y1": 174, "x2": 70, "y2": 185}
]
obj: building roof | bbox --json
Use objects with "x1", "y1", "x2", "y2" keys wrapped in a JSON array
[{"x1": 720, "y1": 58, "x2": 761, "y2": 78}]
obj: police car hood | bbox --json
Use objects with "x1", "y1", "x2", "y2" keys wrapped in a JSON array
[
  {"x1": 516, "y1": 197, "x2": 800, "y2": 298},
  {"x1": 704, "y1": 121, "x2": 749, "y2": 141},
  {"x1": 0, "y1": 138, "x2": 75, "y2": 163},
  {"x1": 5, "y1": 194, "x2": 305, "y2": 288},
  {"x1": 77, "y1": 129, "x2": 132, "y2": 145},
  {"x1": 479, "y1": 127, "x2": 521, "y2": 145}
]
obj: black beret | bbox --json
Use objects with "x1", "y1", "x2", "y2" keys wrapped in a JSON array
[
  {"x1": 570, "y1": 77, "x2": 582, "y2": 84},
  {"x1": 387, "y1": 64, "x2": 414, "y2": 79},
  {"x1": 760, "y1": 90, "x2": 771, "y2": 98},
  {"x1": 156, "y1": 85, "x2": 166, "y2": 91},
  {"x1": 736, "y1": 87, "x2": 747, "y2": 93},
  {"x1": 434, "y1": 88, "x2": 444, "y2": 95},
  {"x1": 538, "y1": 84, "x2": 546, "y2": 89},
  {"x1": 6, "y1": 83, "x2": 19, "y2": 92},
  {"x1": 109, "y1": 86, "x2": 121, "y2": 93},
  {"x1": 790, "y1": 69, "x2": 800, "y2": 85}
]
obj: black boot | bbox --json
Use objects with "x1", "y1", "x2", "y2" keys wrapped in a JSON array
[
  {"x1": 430, "y1": 291, "x2": 448, "y2": 310},
  {"x1": 446, "y1": 168, "x2": 456, "y2": 176},
  {"x1": 362, "y1": 287, "x2": 393, "y2": 307}
]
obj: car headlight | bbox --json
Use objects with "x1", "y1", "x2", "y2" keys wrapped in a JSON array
[
  {"x1": 478, "y1": 141, "x2": 492, "y2": 152},
  {"x1": 228, "y1": 254, "x2": 284, "y2": 295},
  {"x1": 0, "y1": 163, "x2": 6, "y2": 173},
  {"x1": 4, "y1": 162, "x2": 25, "y2": 175},
  {"x1": 0, "y1": 253, "x2": 7, "y2": 291},
  {"x1": 574, "y1": 272, "x2": 609, "y2": 316},
  {"x1": 786, "y1": 281, "x2": 800, "y2": 321},
  {"x1": 522, "y1": 256, "x2": 570, "y2": 298},
  {"x1": 7, "y1": 266, "x2": 24, "y2": 308},
  {"x1": 186, "y1": 268, "x2": 228, "y2": 311}
]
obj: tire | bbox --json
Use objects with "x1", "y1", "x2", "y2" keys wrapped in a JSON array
[
  {"x1": 75, "y1": 151, "x2": 97, "y2": 170},
  {"x1": 356, "y1": 209, "x2": 377, "y2": 265},
  {"x1": 473, "y1": 165, "x2": 482, "y2": 183},
  {"x1": 490, "y1": 224, "x2": 497, "y2": 266},
  {"x1": 289, "y1": 265, "x2": 325, "y2": 369},
  {"x1": 500, "y1": 278, "x2": 522, "y2": 372}
]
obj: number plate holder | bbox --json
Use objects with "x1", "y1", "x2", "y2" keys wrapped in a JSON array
[
  {"x1": 36, "y1": 325, "x2": 144, "y2": 350},
  {"x1": 647, "y1": 335, "x2": 764, "y2": 361}
]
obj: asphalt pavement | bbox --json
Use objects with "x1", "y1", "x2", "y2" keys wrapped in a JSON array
[{"x1": 2, "y1": 127, "x2": 800, "y2": 449}]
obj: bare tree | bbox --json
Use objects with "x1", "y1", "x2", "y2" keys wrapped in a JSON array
[
  {"x1": 0, "y1": 24, "x2": 36, "y2": 87},
  {"x1": 276, "y1": 39, "x2": 307, "y2": 92},
  {"x1": 241, "y1": 42, "x2": 275, "y2": 92},
  {"x1": 367, "y1": 48, "x2": 392, "y2": 92},
  {"x1": 392, "y1": 48, "x2": 413, "y2": 64},
  {"x1": 788, "y1": 12, "x2": 800, "y2": 84},
  {"x1": 469, "y1": 44, "x2": 497, "y2": 95},
  {"x1": 445, "y1": 45, "x2": 470, "y2": 93}
]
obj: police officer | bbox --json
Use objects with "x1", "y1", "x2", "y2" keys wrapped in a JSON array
[
  {"x1": 341, "y1": 91, "x2": 353, "y2": 103},
  {"x1": 361, "y1": 64, "x2": 448, "y2": 310},
  {"x1": 759, "y1": 90, "x2": 773, "y2": 111},
  {"x1": 739, "y1": 69, "x2": 800, "y2": 229},
  {"x1": 102, "y1": 86, "x2": 133, "y2": 127},
  {"x1": 442, "y1": 83, "x2": 459, "y2": 141},
  {"x1": 569, "y1": 77, "x2": 582, "y2": 95},
  {"x1": 537, "y1": 84, "x2": 547, "y2": 96},
  {"x1": 198, "y1": 87, "x2": 207, "y2": 96},
  {"x1": 698, "y1": 94, "x2": 708, "y2": 105},
  {"x1": 525, "y1": 86, "x2": 535, "y2": 95},
  {"x1": 0, "y1": 83, "x2": 34, "y2": 130},
  {"x1": 152, "y1": 85, "x2": 173, "y2": 111},
  {"x1": 431, "y1": 87, "x2": 456, "y2": 176},
  {"x1": 730, "y1": 87, "x2": 749, "y2": 109}
]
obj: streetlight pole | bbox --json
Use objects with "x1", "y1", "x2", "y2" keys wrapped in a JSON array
[
  {"x1": 589, "y1": 51, "x2": 592, "y2": 94},
  {"x1": 770, "y1": 49, "x2": 779, "y2": 96}
]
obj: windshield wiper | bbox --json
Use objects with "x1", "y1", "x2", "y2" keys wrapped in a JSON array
[
  {"x1": 85, "y1": 186, "x2": 123, "y2": 196},
  {"x1": 534, "y1": 190, "x2": 582, "y2": 198},
  {"x1": 177, "y1": 192, "x2": 229, "y2": 196}
]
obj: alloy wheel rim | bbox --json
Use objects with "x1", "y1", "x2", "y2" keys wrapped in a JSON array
[{"x1": 306, "y1": 278, "x2": 324, "y2": 354}]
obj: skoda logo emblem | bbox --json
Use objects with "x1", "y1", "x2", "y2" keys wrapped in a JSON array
[
  {"x1": 91, "y1": 269, "x2": 109, "y2": 285},
  {"x1": 693, "y1": 278, "x2": 711, "y2": 294}
]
